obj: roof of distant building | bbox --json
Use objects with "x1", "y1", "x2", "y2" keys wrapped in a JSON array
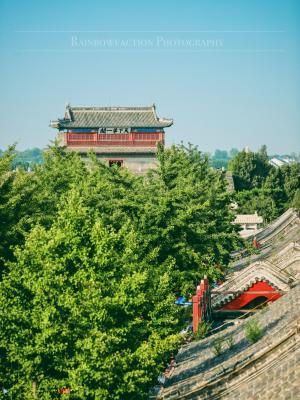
[
  {"x1": 50, "y1": 104, "x2": 173, "y2": 129},
  {"x1": 234, "y1": 213, "x2": 263, "y2": 224},
  {"x1": 269, "y1": 157, "x2": 286, "y2": 168},
  {"x1": 269, "y1": 156, "x2": 296, "y2": 168}
]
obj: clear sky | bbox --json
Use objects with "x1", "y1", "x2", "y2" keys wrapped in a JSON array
[{"x1": 0, "y1": 0, "x2": 299, "y2": 153}]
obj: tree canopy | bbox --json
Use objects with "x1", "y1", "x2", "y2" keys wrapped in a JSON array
[
  {"x1": 228, "y1": 146, "x2": 300, "y2": 222},
  {"x1": 228, "y1": 146, "x2": 272, "y2": 191},
  {"x1": 0, "y1": 144, "x2": 241, "y2": 399}
]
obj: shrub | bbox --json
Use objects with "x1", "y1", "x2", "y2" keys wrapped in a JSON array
[
  {"x1": 212, "y1": 337, "x2": 224, "y2": 356},
  {"x1": 225, "y1": 334, "x2": 235, "y2": 350},
  {"x1": 195, "y1": 321, "x2": 212, "y2": 340},
  {"x1": 245, "y1": 319, "x2": 263, "y2": 343}
]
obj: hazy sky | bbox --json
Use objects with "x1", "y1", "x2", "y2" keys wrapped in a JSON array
[{"x1": 0, "y1": 0, "x2": 299, "y2": 153}]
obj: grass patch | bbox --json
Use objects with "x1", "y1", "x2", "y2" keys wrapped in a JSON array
[
  {"x1": 211, "y1": 337, "x2": 224, "y2": 356},
  {"x1": 195, "y1": 321, "x2": 212, "y2": 340},
  {"x1": 225, "y1": 334, "x2": 235, "y2": 350},
  {"x1": 245, "y1": 319, "x2": 263, "y2": 343}
]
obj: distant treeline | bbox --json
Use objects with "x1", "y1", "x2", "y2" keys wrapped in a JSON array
[
  {"x1": 210, "y1": 148, "x2": 239, "y2": 169},
  {"x1": 209, "y1": 148, "x2": 300, "y2": 169},
  {"x1": 1, "y1": 147, "x2": 299, "y2": 171},
  {"x1": 0, "y1": 148, "x2": 44, "y2": 169}
]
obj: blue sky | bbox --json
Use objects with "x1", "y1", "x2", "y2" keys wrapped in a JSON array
[{"x1": 0, "y1": 0, "x2": 299, "y2": 153}]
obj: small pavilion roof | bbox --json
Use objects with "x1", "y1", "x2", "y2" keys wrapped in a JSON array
[
  {"x1": 50, "y1": 104, "x2": 173, "y2": 129},
  {"x1": 234, "y1": 213, "x2": 263, "y2": 225}
]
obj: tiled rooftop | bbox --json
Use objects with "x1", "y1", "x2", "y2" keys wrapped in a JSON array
[{"x1": 51, "y1": 104, "x2": 173, "y2": 129}]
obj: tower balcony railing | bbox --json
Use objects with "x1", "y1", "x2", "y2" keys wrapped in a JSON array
[{"x1": 65, "y1": 132, "x2": 164, "y2": 147}]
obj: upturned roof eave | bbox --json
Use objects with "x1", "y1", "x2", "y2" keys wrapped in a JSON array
[
  {"x1": 51, "y1": 104, "x2": 173, "y2": 129},
  {"x1": 51, "y1": 120, "x2": 173, "y2": 129}
]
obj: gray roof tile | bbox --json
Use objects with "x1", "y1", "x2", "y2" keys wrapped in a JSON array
[
  {"x1": 51, "y1": 104, "x2": 173, "y2": 129},
  {"x1": 156, "y1": 282, "x2": 300, "y2": 399}
]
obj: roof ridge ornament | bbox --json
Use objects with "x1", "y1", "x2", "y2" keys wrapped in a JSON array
[{"x1": 64, "y1": 102, "x2": 72, "y2": 121}]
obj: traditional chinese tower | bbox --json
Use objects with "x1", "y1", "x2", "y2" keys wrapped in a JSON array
[{"x1": 50, "y1": 104, "x2": 173, "y2": 173}]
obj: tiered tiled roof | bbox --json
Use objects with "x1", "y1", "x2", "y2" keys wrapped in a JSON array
[{"x1": 50, "y1": 104, "x2": 173, "y2": 129}]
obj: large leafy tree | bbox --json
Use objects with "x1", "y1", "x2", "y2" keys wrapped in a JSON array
[
  {"x1": 0, "y1": 189, "x2": 180, "y2": 400},
  {"x1": 65, "y1": 144, "x2": 241, "y2": 293},
  {"x1": 131, "y1": 144, "x2": 241, "y2": 293},
  {"x1": 0, "y1": 143, "x2": 241, "y2": 399}
]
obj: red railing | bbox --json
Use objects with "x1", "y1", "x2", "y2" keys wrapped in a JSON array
[{"x1": 65, "y1": 132, "x2": 164, "y2": 147}]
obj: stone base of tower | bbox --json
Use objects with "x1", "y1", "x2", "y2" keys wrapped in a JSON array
[{"x1": 66, "y1": 146, "x2": 158, "y2": 174}]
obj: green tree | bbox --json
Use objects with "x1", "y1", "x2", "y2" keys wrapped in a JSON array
[
  {"x1": 228, "y1": 147, "x2": 272, "y2": 190},
  {"x1": 258, "y1": 144, "x2": 268, "y2": 164},
  {"x1": 134, "y1": 144, "x2": 241, "y2": 293},
  {"x1": 230, "y1": 149, "x2": 300, "y2": 222},
  {"x1": 71, "y1": 144, "x2": 242, "y2": 293},
  {"x1": 234, "y1": 188, "x2": 280, "y2": 223},
  {"x1": 0, "y1": 146, "x2": 88, "y2": 277},
  {"x1": 0, "y1": 143, "x2": 242, "y2": 398},
  {"x1": 210, "y1": 149, "x2": 229, "y2": 169},
  {"x1": 213, "y1": 149, "x2": 228, "y2": 160},
  {"x1": 0, "y1": 189, "x2": 180, "y2": 400},
  {"x1": 0, "y1": 145, "x2": 18, "y2": 275},
  {"x1": 12, "y1": 147, "x2": 43, "y2": 169},
  {"x1": 229, "y1": 148, "x2": 239, "y2": 159},
  {"x1": 281, "y1": 163, "x2": 300, "y2": 206}
]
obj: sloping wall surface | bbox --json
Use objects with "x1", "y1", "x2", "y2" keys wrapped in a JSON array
[{"x1": 157, "y1": 283, "x2": 300, "y2": 399}]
